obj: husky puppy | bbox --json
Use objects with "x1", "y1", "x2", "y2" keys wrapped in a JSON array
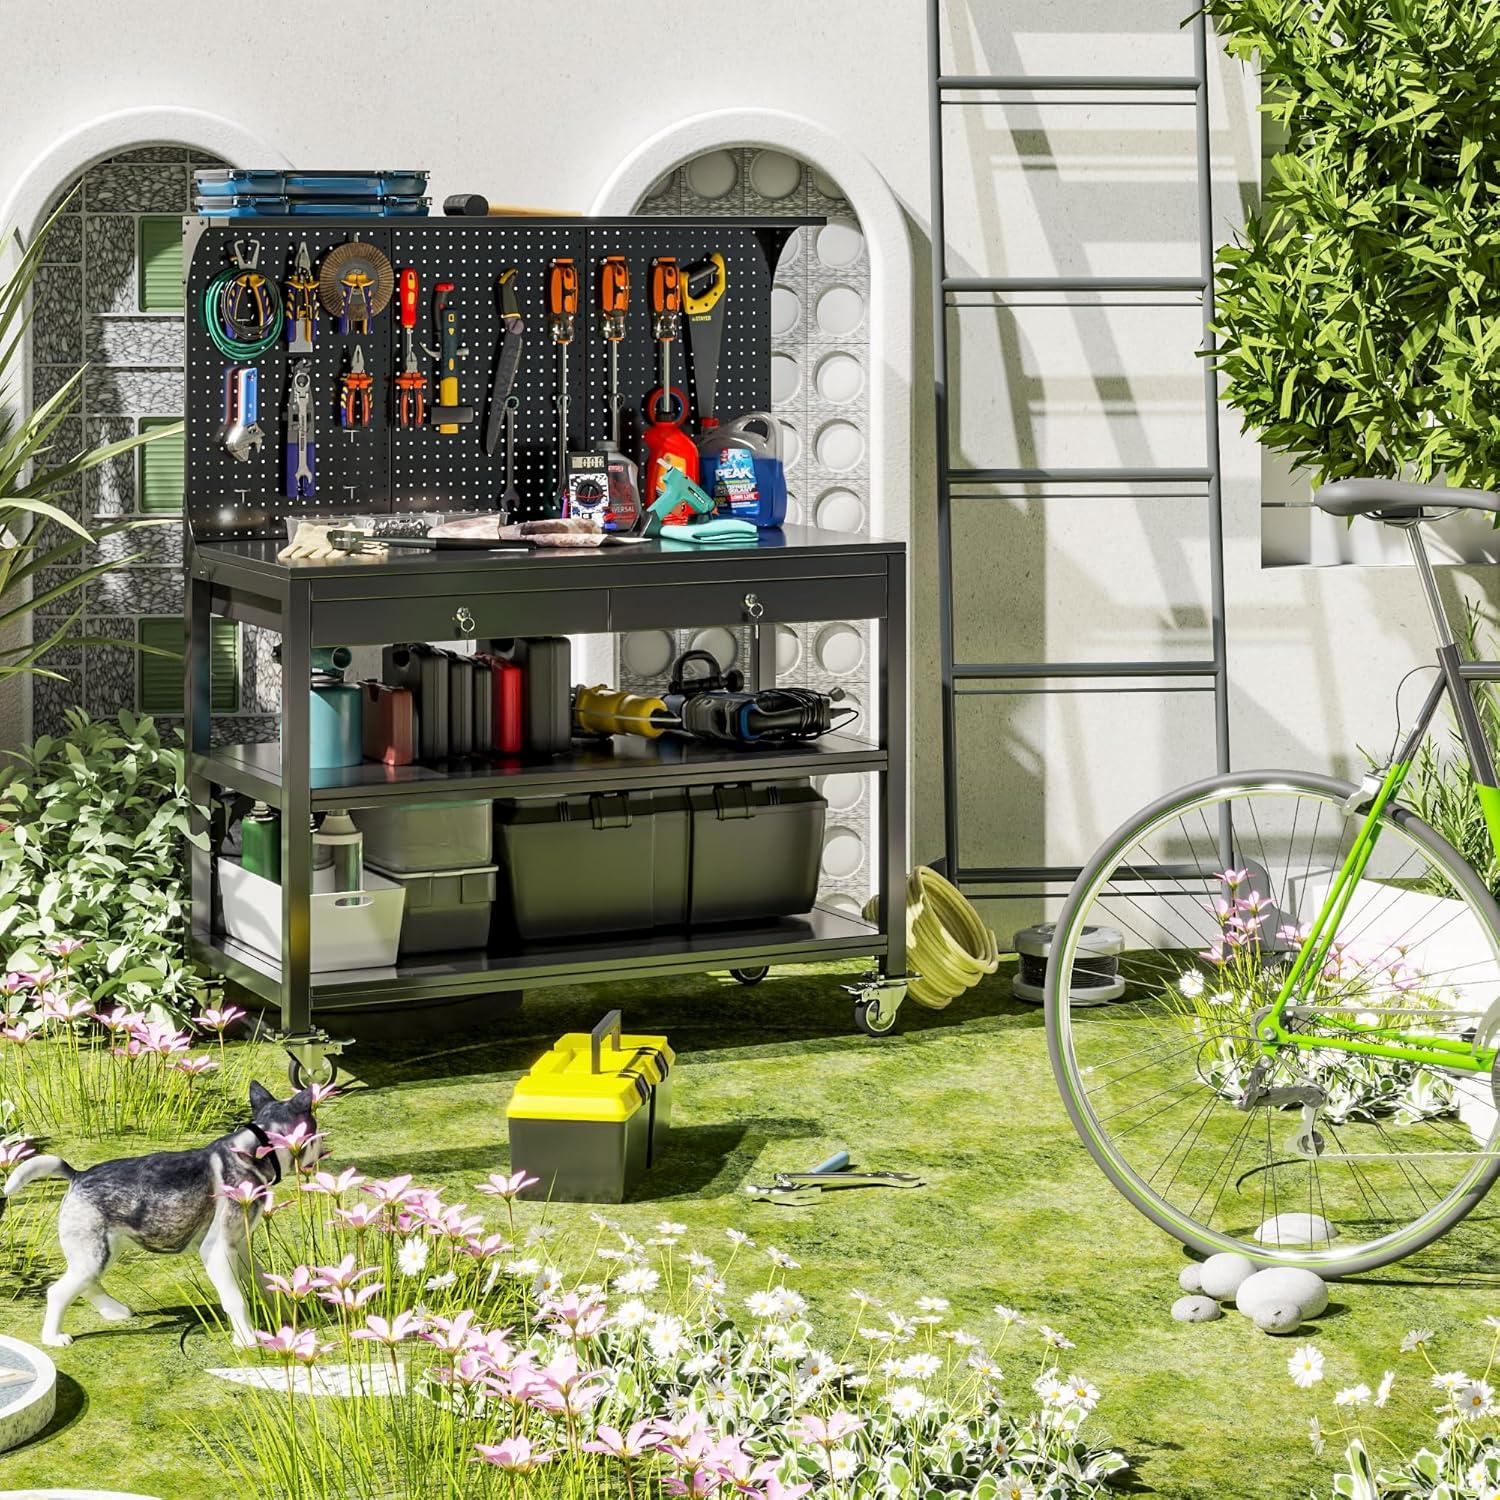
[{"x1": 3, "y1": 1081, "x2": 321, "y2": 1348}]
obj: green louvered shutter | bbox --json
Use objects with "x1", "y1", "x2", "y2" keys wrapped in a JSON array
[
  {"x1": 138, "y1": 617, "x2": 240, "y2": 715},
  {"x1": 137, "y1": 417, "x2": 184, "y2": 515},
  {"x1": 138, "y1": 217, "x2": 183, "y2": 312}
]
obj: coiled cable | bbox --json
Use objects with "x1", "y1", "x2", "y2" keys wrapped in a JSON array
[{"x1": 864, "y1": 865, "x2": 999, "y2": 1009}]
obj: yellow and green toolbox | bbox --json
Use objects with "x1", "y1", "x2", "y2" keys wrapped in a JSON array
[{"x1": 506, "y1": 1011, "x2": 674, "y2": 1203}]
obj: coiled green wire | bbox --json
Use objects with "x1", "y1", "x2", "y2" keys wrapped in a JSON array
[{"x1": 203, "y1": 267, "x2": 283, "y2": 360}]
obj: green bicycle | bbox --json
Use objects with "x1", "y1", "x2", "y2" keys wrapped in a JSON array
[{"x1": 1046, "y1": 479, "x2": 1500, "y2": 1273}]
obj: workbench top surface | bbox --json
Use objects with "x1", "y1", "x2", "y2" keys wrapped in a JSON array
[{"x1": 190, "y1": 523, "x2": 903, "y2": 582}]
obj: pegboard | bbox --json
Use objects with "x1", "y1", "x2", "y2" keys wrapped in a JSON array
[{"x1": 183, "y1": 216, "x2": 811, "y2": 541}]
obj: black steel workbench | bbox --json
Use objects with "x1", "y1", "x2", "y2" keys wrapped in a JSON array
[{"x1": 185, "y1": 524, "x2": 909, "y2": 1073}]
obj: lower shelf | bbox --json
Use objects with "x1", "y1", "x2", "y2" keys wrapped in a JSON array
[{"x1": 192, "y1": 906, "x2": 886, "y2": 1011}]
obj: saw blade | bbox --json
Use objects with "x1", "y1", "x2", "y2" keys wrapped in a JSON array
[{"x1": 317, "y1": 241, "x2": 395, "y2": 319}]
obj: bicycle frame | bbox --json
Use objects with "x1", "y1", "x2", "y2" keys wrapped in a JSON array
[{"x1": 1264, "y1": 523, "x2": 1500, "y2": 1078}]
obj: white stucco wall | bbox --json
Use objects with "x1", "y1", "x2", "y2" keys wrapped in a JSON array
[{"x1": 0, "y1": 0, "x2": 1487, "y2": 888}]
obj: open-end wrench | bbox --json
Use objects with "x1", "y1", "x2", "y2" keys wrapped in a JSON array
[
  {"x1": 221, "y1": 366, "x2": 263, "y2": 462},
  {"x1": 285, "y1": 361, "x2": 315, "y2": 498}
]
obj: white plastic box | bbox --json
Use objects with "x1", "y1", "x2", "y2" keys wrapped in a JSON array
[{"x1": 218, "y1": 858, "x2": 406, "y2": 972}]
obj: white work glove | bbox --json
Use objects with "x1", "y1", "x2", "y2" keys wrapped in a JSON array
[{"x1": 277, "y1": 521, "x2": 386, "y2": 563}]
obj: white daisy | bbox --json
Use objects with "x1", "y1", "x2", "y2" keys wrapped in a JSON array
[
  {"x1": 994, "y1": 1303, "x2": 1024, "y2": 1327},
  {"x1": 1401, "y1": 1328, "x2": 1434, "y2": 1352},
  {"x1": 1458, "y1": 1380, "x2": 1495, "y2": 1417},
  {"x1": 746, "y1": 1290, "x2": 782, "y2": 1321},
  {"x1": 1432, "y1": 1370, "x2": 1472, "y2": 1392},
  {"x1": 1038, "y1": 1324, "x2": 1074, "y2": 1350},
  {"x1": 1065, "y1": 1375, "x2": 1101, "y2": 1411},
  {"x1": 648, "y1": 1315, "x2": 686, "y2": 1360},
  {"x1": 887, "y1": 1384, "x2": 928, "y2": 1421},
  {"x1": 725, "y1": 1228, "x2": 754, "y2": 1248},
  {"x1": 424, "y1": 1270, "x2": 457, "y2": 1291},
  {"x1": 1333, "y1": 1384, "x2": 1370, "y2": 1407},
  {"x1": 1177, "y1": 970, "x2": 1206, "y2": 998},
  {"x1": 1374, "y1": 1371, "x2": 1395, "y2": 1408},
  {"x1": 1308, "y1": 1417, "x2": 1325, "y2": 1456},
  {"x1": 396, "y1": 1237, "x2": 429, "y2": 1277},
  {"x1": 898, "y1": 1352, "x2": 942, "y2": 1381},
  {"x1": 915, "y1": 1296, "x2": 949, "y2": 1314},
  {"x1": 615, "y1": 1298, "x2": 651, "y2": 1329},
  {"x1": 766, "y1": 1245, "x2": 801, "y2": 1270},
  {"x1": 1288, "y1": 1345, "x2": 1325, "y2": 1389},
  {"x1": 826, "y1": 1448, "x2": 858, "y2": 1480},
  {"x1": 614, "y1": 1266, "x2": 661, "y2": 1296}
]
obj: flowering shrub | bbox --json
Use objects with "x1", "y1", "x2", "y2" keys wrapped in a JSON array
[
  {"x1": 1164, "y1": 869, "x2": 1456, "y2": 1127},
  {"x1": 0, "y1": 709, "x2": 210, "y2": 1024},
  {"x1": 0, "y1": 956, "x2": 256, "y2": 1141},
  {"x1": 1289, "y1": 1321, "x2": 1500, "y2": 1500},
  {"x1": 193, "y1": 1116, "x2": 1129, "y2": 1499}
]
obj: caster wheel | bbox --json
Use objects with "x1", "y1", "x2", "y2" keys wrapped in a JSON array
[
  {"x1": 854, "y1": 998, "x2": 899, "y2": 1037},
  {"x1": 287, "y1": 1054, "x2": 338, "y2": 1091},
  {"x1": 730, "y1": 966, "x2": 769, "y2": 986}
]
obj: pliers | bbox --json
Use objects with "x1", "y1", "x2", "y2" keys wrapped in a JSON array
[{"x1": 340, "y1": 345, "x2": 373, "y2": 428}]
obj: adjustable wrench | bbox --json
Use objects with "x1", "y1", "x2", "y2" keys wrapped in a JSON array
[
  {"x1": 221, "y1": 366, "x2": 263, "y2": 462},
  {"x1": 285, "y1": 360, "x2": 315, "y2": 498}
]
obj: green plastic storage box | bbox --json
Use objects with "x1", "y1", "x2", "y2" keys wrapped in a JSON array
[
  {"x1": 686, "y1": 781, "x2": 826, "y2": 923},
  {"x1": 494, "y1": 789, "x2": 691, "y2": 940},
  {"x1": 353, "y1": 800, "x2": 492, "y2": 873},
  {"x1": 507, "y1": 1012, "x2": 675, "y2": 1203}
]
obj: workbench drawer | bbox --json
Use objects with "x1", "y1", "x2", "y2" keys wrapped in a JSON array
[
  {"x1": 314, "y1": 589, "x2": 609, "y2": 646},
  {"x1": 608, "y1": 572, "x2": 886, "y2": 631}
]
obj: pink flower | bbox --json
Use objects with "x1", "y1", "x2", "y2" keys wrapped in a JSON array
[
  {"x1": 45, "y1": 938, "x2": 85, "y2": 959},
  {"x1": 586, "y1": 1420, "x2": 665, "y2": 1462},
  {"x1": 307, "y1": 1080, "x2": 341, "y2": 1107},
  {"x1": 353, "y1": 1310, "x2": 422, "y2": 1346},
  {"x1": 1275, "y1": 922, "x2": 1311, "y2": 944},
  {"x1": 0, "y1": 972, "x2": 33, "y2": 998},
  {"x1": 261, "y1": 1122, "x2": 321, "y2": 1159},
  {"x1": 334, "y1": 1203, "x2": 384, "y2": 1232},
  {"x1": 135, "y1": 1021, "x2": 191, "y2": 1059},
  {"x1": 318, "y1": 1280, "x2": 384, "y2": 1312},
  {"x1": 1, "y1": 1020, "x2": 36, "y2": 1045},
  {"x1": 476, "y1": 1169, "x2": 539, "y2": 1200},
  {"x1": 544, "y1": 1291, "x2": 610, "y2": 1340},
  {"x1": 1237, "y1": 891, "x2": 1273, "y2": 917},
  {"x1": 111, "y1": 1037, "x2": 145, "y2": 1060},
  {"x1": 254, "y1": 1325, "x2": 332, "y2": 1364},
  {"x1": 1196, "y1": 942, "x2": 1227, "y2": 966},
  {"x1": 362, "y1": 1174, "x2": 417, "y2": 1206},
  {"x1": 0, "y1": 1140, "x2": 35, "y2": 1170},
  {"x1": 302, "y1": 1166, "x2": 366, "y2": 1197},
  {"x1": 39, "y1": 989, "x2": 92, "y2": 1023},
  {"x1": 422, "y1": 1309, "x2": 482, "y2": 1355},
  {"x1": 460, "y1": 1232, "x2": 510, "y2": 1261},
  {"x1": 94, "y1": 1006, "x2": 142, "y2": 1034},
  {"x1": 474, "y1": 1436, "x2": 555, "y2": 1472},
  {"x1": 262, "y1": 1266, "x2": 320, "y2": 1301},
  {"x1": 192, "y1": 1004, "x2": 246, "y2": 1033},
  {"x1": 762, "y1": 1481, "x2": 813, "y2": 1500},
  {"x1": 217, "y1": 1181, "x2": 270, "y2": 1206},
  {"x1": 1216, "y1": 867, "x2": 1250, "y2": 888},
  {"x1": 312, "y1": 1254, "x2": 378, "y2": 1291},
  {"x1": 173, "y1": 1056, "x2": 219, "y2": 1078},
  {"x1": 793, "y1": 1410, "x2": 864, "y2": 1447}
]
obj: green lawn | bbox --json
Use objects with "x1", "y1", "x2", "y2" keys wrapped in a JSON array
[{"x1": 1, "y1": 960, "x2": 1495, "y2": 1498}]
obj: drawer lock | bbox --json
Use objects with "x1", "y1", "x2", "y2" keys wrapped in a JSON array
[
  {"x1": 743, "y1": 592, "x2": 764, "y2": 621},
  {"x1": 453, "y1": 606, "x2": 476, "y2": 636}
]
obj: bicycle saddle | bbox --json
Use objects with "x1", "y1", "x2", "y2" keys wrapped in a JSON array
[{"x1": 1315, "y1": 477, "x2": 1500, "y2": 519}]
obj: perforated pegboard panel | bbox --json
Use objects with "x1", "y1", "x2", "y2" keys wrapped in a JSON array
[{"x1": 184, "y1": 217, "x2": 807, "y2": 540}]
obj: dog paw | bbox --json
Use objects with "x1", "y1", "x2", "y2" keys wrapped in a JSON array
[
  {"x1": 41, "y1": 1332, "x2": 72, "y2": 1347},
  {"x1": 95, "y1": 1303, "x2": 132, "y2": 1322}
]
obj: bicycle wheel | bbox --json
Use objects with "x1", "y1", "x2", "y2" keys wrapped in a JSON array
[{"x1": 1046, "y1": 770, "x2": 1500, "y2": 1273}]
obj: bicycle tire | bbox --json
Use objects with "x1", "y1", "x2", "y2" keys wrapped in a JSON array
[{"x1": 1046, "y1": 769, "x2": 1500, "y2": 1274}]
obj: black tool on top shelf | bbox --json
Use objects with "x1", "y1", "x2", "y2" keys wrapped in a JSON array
[{"x1": 182, "y1": 215, "x2": 810, "y2": 540}]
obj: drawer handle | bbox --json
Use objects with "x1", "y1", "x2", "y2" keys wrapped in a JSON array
[
  {"x1": 743, "y1": 592, "x2": 764, "y2": 621},
  {"x1": 453, "y1": 606, "x2": 476, "y2": 636}
]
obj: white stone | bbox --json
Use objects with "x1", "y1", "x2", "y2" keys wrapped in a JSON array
[
  {"x1": 1252, "y1": 1301, "x2": 1303, "y2": 1335},
  {"x1": 0, "y1": 1336, "x2": 56, "y2": 1456},
  {"x1": 1178, "y1": 1263, "x2": 1203, "y2": 1293},
  {"x1": 1255, "y1": 1213, "x2": 1339, "y2": 1247},
  {"x1": 206, "y1": 1361, "x2": 405, "y2": 1398},
  {"x1": 1198, "y1": 1252, "x2": 1257, "y2": 1301},
  {"x1": 1171, "y1": 1295, "x2": 1222, "y2": 1323},
  {"x1": 1236, "y1": 1267, "x2": 1329, "y2": 1320}
]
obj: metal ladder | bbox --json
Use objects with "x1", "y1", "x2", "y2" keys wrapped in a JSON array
[{"x1": 926, "y1": 4, "x2": 1230, "y2": 901}]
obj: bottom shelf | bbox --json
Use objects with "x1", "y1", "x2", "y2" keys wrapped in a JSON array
[{"x1": 192, "y1": 906, "x2": 886, "y2": 1011}]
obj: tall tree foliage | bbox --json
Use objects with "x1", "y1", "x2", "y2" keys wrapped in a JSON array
[{"x1": 1206, "y1": 0, "x2": 1500, "y2": 489}]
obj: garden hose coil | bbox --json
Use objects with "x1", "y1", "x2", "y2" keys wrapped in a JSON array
[{"x1": 865, "y1": 866, "x2": 999, "y2": 1010}]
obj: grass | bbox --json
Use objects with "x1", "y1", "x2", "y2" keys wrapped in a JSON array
[{"x1": 0, "y1": 959, "x2": 1496, "y2": 1498}]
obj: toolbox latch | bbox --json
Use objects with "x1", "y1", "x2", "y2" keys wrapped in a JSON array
[
  {"x1": 713, "y1": 784, "x2": 754, "y2": 821},
  {"x1": 589, "y1": 792, "x2": 633, "y2": 830}
]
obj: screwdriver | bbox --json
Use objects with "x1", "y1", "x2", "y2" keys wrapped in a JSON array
[
  {"x1": 601, "y1": 255, "x2": 630, "y2": 448},
  {"x1": 548, "y1": 257, "x2": 579, "y2": 496},
  {"x1": 650, "y1": 257, "x2": 682, "y2": 414}
]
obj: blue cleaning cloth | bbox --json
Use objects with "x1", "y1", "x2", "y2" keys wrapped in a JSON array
[{"x1": 660, "y1": 519, "x2": 760, "y2": 546}]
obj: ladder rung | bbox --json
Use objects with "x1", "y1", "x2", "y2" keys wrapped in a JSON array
[
  {"x1": 938, "y1": 74, "x2": 1201, "y2": 93},
  {"x1": 954, "y1": 660, "x2": 1219, "y2": 680},
  {"x1": 946, "y1": 466, "x2": 1214, "y2": 486},
  {"x1": 944, "y1": 275, "x2": 1205, "y2": 294}
]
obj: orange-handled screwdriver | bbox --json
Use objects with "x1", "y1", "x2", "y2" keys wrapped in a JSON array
[
  {"x1": 548, "y1": 258, "x2": 579, "y2": 494},
  {"x1": 650, "y1": 257, "x2": 682, "y2": 405},
  {"x1": 601, "y1": 255, "x2": 630, "y2": 445}
]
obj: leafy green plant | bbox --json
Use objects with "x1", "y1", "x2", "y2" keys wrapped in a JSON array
[
  {"x1": 0, "y1": 708, "x2": 211, "y2": 1022},
  {"x1": 1, "y1": 196, "x2": 182, "y2": 684},
  {"x1": 1206, "y1": 0, "x2": 1500, "y2": 491}
]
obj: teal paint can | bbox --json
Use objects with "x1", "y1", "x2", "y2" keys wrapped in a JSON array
[{"x1": 309, "y1": 647, "x2": 363, "y2": 770}]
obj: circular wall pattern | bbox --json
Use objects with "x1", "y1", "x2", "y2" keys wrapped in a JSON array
[
  {"x1": 689, "y1": 627, "x2": 739, "y2": 671},
  {"x1": 781, "y1": 422, "x2": 802, "y2": 467},
  {"x1": 815, "y1": 352, "x2": 865, "y2": 405},
  {"x1": 775, "y1": 625, "x2": 801, "y2": 675},
  {"x1": 817, "y1": 221, "x2": 865, "y2": 268},
  {"x1": 621, "y1": 630, "x2": 676, "y2": 679},
  {"x1": 815, "y1": 285, "x2": 865, "y2": 336},
  {"x1": 686, "y1": 151, "x2": 738, "y2": 200},
  {"x1": 815, "y1": 420, "x2": 865, "y2": 472},
  {"x1": 770, "y1": 285, "x2": 801, "y2": 337},
  {"x1": 818, "y1": 773, "x2": 865, "y2": 811},
  {"x1": 816, "y1": 488, "x2": 866, "y2": 532},
  {"x1": 749, "y1": 151, "x2": 801, "y2": 199},
  {"x1": 770, "y1": 353, "x2": 801, "y2": 405},
  {"x1": 821, "y1": 827, "x2": 864, "y2": 879},
  {"x1": 816, "y1": 622, "x2": 866, "y2": 675},
  {"x1": 822, "y1": 892, "x2": 864, "y2": 918},
  {"x1": 811, "y1": 167, "x2": 842, "y2": 199}
]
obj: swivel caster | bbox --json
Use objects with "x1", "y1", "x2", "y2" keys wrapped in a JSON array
[
  {"x1": 730, "y1": 966, "x2": 769, "y2": 986},
  {"x1": 844, "y1": 975, "x2": 909, "y2": 1038},
  {"x1": 282, "y1": 1030, "x2": 349, "y2": 1092},
  {"x1": 854, "y1": 997, "x2": 900, "y2": 1036},
  {"x1": 287, "y1": 1054, "x2": 339, "y2": 1091}
]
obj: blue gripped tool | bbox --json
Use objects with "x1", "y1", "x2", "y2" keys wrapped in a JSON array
[{"x1": 633, "y1": 467, "x2": 715, "y2": 538}]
